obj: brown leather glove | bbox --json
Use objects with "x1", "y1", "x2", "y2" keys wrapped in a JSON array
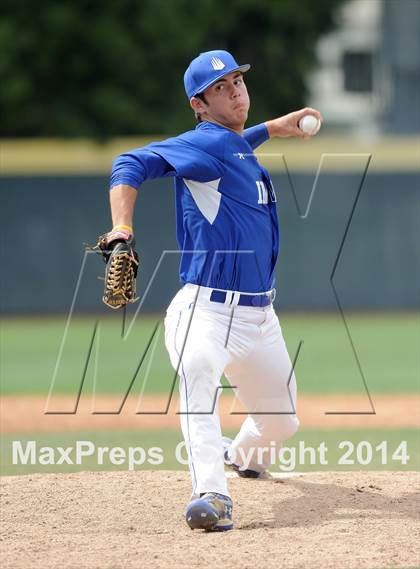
[{"x1": 91, "y1": 229, "x2": 139, "y2": 309}]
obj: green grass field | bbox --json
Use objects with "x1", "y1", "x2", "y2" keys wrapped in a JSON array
[
  {"x1": 1, "y1": 313, "x2": 418, "y2": 395},
  {"x1": 1, "y1": 428, "x2": 418, "y2": 476},
  {"x1": 1, "y1": 314, "x2": 418, "y2": 478}
]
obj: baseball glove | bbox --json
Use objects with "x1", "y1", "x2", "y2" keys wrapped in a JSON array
[{"x1": 90, "y1": 229, "x2": 139, "y2": 309}]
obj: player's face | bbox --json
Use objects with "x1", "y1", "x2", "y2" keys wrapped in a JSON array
[{"x1": 196, "y1": 71, "x2": 250, "y2": 132}]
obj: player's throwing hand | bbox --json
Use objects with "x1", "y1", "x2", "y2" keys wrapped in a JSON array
[{"x1": 265, "y1": 107, "x2": 323, "y2": 140}]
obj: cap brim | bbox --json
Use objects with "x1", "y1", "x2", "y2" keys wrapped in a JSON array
[{"x1": 191, "y1": 64, "x2": 251, "y2": 98}]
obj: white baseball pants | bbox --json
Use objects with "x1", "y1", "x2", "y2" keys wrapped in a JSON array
[{"x1": 164, "y1": 283, "x2": 299, "y2": 497}]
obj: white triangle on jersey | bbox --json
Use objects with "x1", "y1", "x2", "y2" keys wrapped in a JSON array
[{"x1": 183, "y1": 178, "x2": 222, "y2": 224}]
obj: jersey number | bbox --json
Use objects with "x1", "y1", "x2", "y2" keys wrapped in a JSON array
[
  {"x1": 256, "y1": 181, "x2": 268, "y2": 204},
  {"x1": 256, "y1": 179, "x2": 277, "y2": 204}
]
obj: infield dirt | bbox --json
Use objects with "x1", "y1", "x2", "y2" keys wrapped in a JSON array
[
  {"x1": 1, "y1": 470, "x2": 419, "y2": 569},
  {"x1": 1, "y1": 393, "x2": 418, "y2": 433}
]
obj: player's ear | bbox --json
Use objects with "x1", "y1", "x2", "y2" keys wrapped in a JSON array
[{"x1": 190, "y1": 96, "x2": 206, "y2": 114}]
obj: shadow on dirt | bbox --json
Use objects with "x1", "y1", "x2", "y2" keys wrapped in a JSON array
[{"x1": 239, "y1": 478, "x2": 420, "y2": 530}]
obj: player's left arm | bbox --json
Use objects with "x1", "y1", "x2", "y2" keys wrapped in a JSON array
[
  {"x1": 243, "y1": 123, "x2": 270, "y2": 150},
  {"x1": 244, "y1": 107, "x2": 322, "y2": 149},
  {"x1": 265, "y1": 107, "x2": 322, "y2": 140}
]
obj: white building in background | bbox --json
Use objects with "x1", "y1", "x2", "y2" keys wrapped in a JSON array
[
  {"x1": 308, "y1": 0, "x2": 383, "y2": 136},
  {"x1": 308, "y1": 0, "x2": 420, "y2": 136}
]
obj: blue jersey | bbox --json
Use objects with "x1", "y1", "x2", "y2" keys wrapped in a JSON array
[{"x1": 110, "y1": 121, "x2": 279, "y2": 293}]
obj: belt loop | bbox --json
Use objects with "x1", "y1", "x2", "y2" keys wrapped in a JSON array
[
  {"x1": 232, "y1": 292, "x2": 241, "y2": 306},
  {"x1": 224, "y1": 291, "x2": 233, "y2": 305}
]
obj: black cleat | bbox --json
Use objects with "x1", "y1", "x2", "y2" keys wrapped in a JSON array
[{"x1": 185, "y1": 492, "x2": 233, "y2": 531}]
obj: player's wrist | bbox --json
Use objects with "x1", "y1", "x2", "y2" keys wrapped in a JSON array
[
  {"x1": 106, "y1": 228, "x2": 133, "y2": 246},
  {"x1": 264, "y1": 120, "x2": 276, "y2": 138},
  {"x1": 112, "y1": 224, "x2": 133, "y2": 234}
]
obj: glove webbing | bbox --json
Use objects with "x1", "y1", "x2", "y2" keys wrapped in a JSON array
[{"x1": 104, "y1": 247, "x2": 139, "y2": 308}]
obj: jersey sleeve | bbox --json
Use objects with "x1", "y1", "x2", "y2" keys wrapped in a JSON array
[
  {"x1": 243, "y1": 123, "x2": 270, "y2": 150},
  {"x1": 110, "y1": 135, "x2": 225, "y2": 190}
]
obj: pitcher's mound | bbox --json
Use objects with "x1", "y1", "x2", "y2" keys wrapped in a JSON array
[{"x1": 1, "y1": 470, "x2": 419, "y2": 569}]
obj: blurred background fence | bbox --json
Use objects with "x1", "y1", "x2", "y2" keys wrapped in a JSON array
[{"x1": 0, "y1": 147, "x2": 418, "y2": 313}]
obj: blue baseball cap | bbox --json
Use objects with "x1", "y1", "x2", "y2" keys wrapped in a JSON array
[{"x1": 184, "y1": 50, "x2": 250, "y2": 99}]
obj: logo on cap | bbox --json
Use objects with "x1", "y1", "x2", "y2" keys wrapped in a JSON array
[{"x1": 211, "y1": 56, "x2": 225, "y2": 70}]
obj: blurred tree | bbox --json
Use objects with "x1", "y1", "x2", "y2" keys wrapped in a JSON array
[{"x1": 0, "y1": 0, "x2": 345, "y2": 137}]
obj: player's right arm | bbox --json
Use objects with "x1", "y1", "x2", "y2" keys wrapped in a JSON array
[
  {"x1": 95, "y1": 147, "x2": 176, "y2": 310},
  {"x1": 108, "y1": 136, "x2": 224, "y2": 231},
  {"x1": 108, "y1": 146, "x2": 176, "y2": 232},
  {"x1": 109, "y1": 184, "x2": 138, "y2": 230}
]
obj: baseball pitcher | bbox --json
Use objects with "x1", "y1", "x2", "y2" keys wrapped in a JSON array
[{"x1": 98, "y1": 50, "x2": 322, "y2": 531}]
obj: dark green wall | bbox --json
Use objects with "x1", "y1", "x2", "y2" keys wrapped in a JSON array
[{"x1": 1, "y1": 171, "x2": 418, "y2": 313}]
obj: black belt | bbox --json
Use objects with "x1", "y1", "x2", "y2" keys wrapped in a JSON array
[{"x1": 209, "y1": 289, "x2": 275, "y2": 307}]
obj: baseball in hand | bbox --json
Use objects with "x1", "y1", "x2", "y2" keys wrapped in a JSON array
[{"x1": 298, "y1": 115, "x2": 321, "y2": 136}]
